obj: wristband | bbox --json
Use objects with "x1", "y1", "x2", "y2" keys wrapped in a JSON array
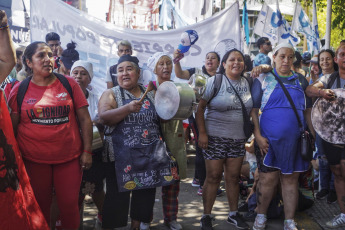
[
  {"x1": 83, "y1": 150, "x2": 93, "y2": 155},
  {"x1": 318, "y1": 89, "x2": 322, "y2": 97},
  {"x1": 0, "y1": 25, "x2": 9, "y2": 30}
]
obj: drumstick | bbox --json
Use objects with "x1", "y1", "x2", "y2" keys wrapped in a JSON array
[{"x1": 138, "y1": 81, "x2": 155, "y2": 103}]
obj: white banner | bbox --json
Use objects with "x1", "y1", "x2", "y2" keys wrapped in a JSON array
[
  {"x1": 292, "y1": 1, "x2": 320, "y2": 54},
  {"x1": 30, "y1": 0, "x2": 241, "y2": 95}
]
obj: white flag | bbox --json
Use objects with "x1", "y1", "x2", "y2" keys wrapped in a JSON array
[
  {"x1": 312, "y1": 0, "x2": 321, "y2": 54},
  {"x1": 253, "y1": 1, "x2": 300, "y2": 46},
  {"x1": 275, "y1": 0, "x2": 300, "y2": 46},
  {"x1": 292, "y1": 1, "x2": 319, "y2": 54}
]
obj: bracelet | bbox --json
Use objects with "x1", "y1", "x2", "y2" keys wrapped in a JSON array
[
  {"x1": 318, "y1": 89, "x2": 322, "y2": 97},
  {"x1": 0, "y1": 25, "x2": 9, "y2": 30},
  {"x1": 83, "y1": 150, "x2": 93, "y2": 155}
]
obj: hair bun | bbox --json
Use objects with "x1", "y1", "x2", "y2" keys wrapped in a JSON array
[{"x1": 66, "y1": 41, "x2": 77, "y2": 50}]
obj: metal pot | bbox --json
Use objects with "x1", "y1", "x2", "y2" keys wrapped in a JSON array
[{"x1": 155, "y1": 81, "x2": 196, "y2": 120}]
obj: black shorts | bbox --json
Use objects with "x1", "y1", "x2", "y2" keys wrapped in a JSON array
[
  {"x1": 254, "y1": 142, "x2": 279, "y2": 173},
  {"x1": 80, "y1": 148, "x2": 106, "y2": 194},
  {"x1": 322, "y1": 140, "x2": 345, "y2": 166},
  {"x1": 202, "y1": 136, "x2": 246, "y2": 160}
]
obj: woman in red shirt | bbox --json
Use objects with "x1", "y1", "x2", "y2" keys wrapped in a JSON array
[{"x1": 8, "y1": 41, "x2": 93, "y2": 230}]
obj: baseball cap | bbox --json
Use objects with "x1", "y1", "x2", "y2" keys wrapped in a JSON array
[
  {"x1": 177, "y1": 30, "x2": 199, "y2": 53},
  {"x1": 301, "y1": 51, "x2": 311, "y2": 64},
  {"x1": 306, "y1": 55, "x2": 318, "y2": 64}
]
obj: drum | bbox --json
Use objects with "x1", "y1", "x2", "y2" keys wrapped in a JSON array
[
  {"x1": 311, "y1": 88, "x2": 345, "y2": 144},
  {"x1": 155, "y1": 81, "x2": 196, "y2": 120}
]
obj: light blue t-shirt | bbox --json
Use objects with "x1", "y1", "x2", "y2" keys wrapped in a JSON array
[{"x1": 253, "y1": 53, "x2": 271, "y2": 67}]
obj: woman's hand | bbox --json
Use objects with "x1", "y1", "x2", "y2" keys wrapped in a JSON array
[
  {"x1": 320, "y1": 88, "x2": 336, "y2": 100},
  {"x1": 198, "y1": 132, "x2": 208, "y2": 149},
  {"x1": 251, "y1": 64, "x2": 272, "y2": 78},
  {"x1": 256, "y1": 135, "x2": 269, "y2": 156},
  {"x1": 80, "y1": 151, "x2": 92, "y2": 170},
  {"x1": 127, "y1": 100, "x2": 142, "y2": 113},
  {"x1": 173, "y1": 49, "x2": 182, "y2": 59}
]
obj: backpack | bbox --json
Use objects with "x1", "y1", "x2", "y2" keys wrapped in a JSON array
[
  {"x1": 17, "y1": 73, "x2": 73, "y2": 116},
  {"x1": 208, "y1": 73, "x2": 253, "y2": 104},
  {"x1": 4, "y1": 80, "x2": 19, "y2": 100}
]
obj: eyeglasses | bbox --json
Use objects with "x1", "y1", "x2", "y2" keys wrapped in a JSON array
[{"x1": 265, "y1": 42, "x2": 271, "y2": 46}]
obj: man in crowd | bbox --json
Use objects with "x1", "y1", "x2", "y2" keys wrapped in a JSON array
[
  {"x1": 253, "y1": 37, "x2": 272, "y2": 67},
  {"x1": 45, "y1": 32, "x2": 63, "y2": 69},
  {"x1": 106, "y1": 40, "x2": 133, "y2": 88},
  {"x1": 306, "y1": 44, "x2": 345, "y2": 228}
]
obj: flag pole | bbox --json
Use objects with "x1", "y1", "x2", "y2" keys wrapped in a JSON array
[{"x1": 325, "y1": 0, "x2": 332, "y2": 49}]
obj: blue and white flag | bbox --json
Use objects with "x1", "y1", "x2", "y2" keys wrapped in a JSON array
[
  {"x1": 292, "y1": 1, "x2": 320, "y2": 54},
  {"x1": 312, "y1": 0, "x2": 321, "y2": 54},
  {"x1": 253, "y1": 1, "x2": 300, "y2": 46}
]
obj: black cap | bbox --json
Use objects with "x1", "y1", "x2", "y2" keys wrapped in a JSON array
[{"x1": 117, "y1": 54, "x2": 139, "y2": 66}]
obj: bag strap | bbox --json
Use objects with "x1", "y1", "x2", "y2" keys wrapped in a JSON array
[
  {"x1": 55, "y1": 73, "x2": 74, "y2": 102},
  {"x1": 207, "y1": 74, "x2": 223, "y2": 104},
  {"x1": 224, "y1": 77, "x2": 250, "y2": 123},
  {"x1": 326, "y1": 72, "x2": 340, "y2": 89},
  {"x1": 271, "y1": 71, "x2": 303, "y2": 129},
  {"x1": 17, "y1": 76, "x2": 32, "y2": 116}
]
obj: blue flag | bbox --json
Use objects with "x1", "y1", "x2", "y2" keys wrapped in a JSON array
[{"x1": 242, "y1": 0, "x2": 249, "y2": 45}]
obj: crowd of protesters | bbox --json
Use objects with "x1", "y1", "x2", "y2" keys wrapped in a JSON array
[{"x1": 1, "y1": 8, "x2": 345, "y2": 230}]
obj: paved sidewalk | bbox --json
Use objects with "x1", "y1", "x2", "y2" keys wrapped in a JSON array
[{"x1": 82, "y1": 151, "x2": 330, "y2": 230}]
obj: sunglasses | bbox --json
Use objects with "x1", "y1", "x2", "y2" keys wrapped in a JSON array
[{"x1": 265, "y1": 42, "x2": 272, "y2": 45}]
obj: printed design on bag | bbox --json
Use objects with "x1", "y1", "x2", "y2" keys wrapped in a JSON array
[
  {"x1": 124, "y1": 165, "x2": 132, "y2": 173},
  {"x1": 143, "y1": 100, "x2": 150, "y2": 109}
]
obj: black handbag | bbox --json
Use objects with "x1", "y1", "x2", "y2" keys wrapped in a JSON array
[
  {"x1": 225, "y1": 77, "x2": 254, "y2": 140},
  {"x1": 271, "y1": 71, "x2": 314, "y2": 161}
]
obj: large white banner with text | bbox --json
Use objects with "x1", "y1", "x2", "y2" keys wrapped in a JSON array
[{"x1": 30, "y1": 0, "x2": 241, "y2": 95}]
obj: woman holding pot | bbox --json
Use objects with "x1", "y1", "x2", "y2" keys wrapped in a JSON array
[
  {"x1": 250, "y1": 43, "x2": 313, "y2": 230},
  {"x1": 98, "y1": 55, "x2": 175, "y2": 230},
  {"x1": 8, "y1": 41, "x2": 93, "y2": 230},
  {"x1": 145, "y1": 52, "x2": 187, "y2": 230},
  {"x1": 196, "y1": 49, "x2": 252, "y2": 230}
]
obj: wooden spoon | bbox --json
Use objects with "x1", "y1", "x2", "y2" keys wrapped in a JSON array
[{"x1": 138, "y1": 81, "x2": 155, "y2": 103}]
